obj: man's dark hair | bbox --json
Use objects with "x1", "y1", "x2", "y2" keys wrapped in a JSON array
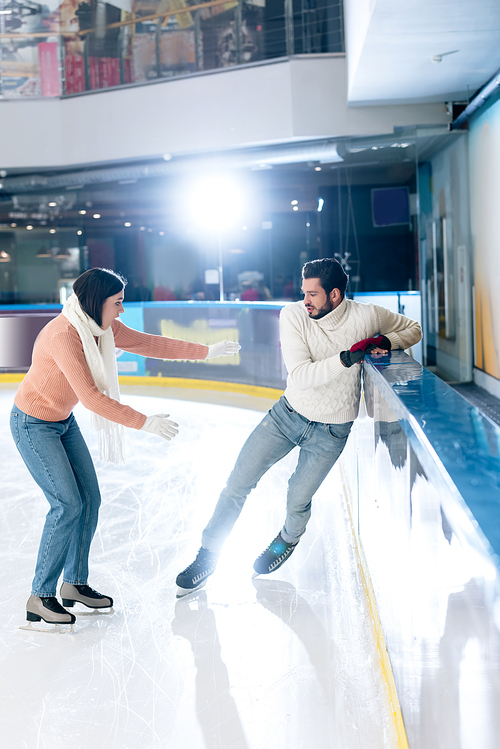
[
  {"x1": 302, "y1": 258, "x2": 348, "y2": 298},
  {"x1": 73, "y1": 268, "x2": 127, "y2": 327}
]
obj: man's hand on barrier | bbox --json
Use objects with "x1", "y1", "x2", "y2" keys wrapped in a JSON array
[
  {"x1": 350, "y1": 335, "x2": 392, "y2": 353},
  {"x1": 340, "y1": 335, "x2": 391, "y2": 368}
]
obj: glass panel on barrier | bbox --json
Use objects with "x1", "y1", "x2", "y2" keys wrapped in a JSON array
[{"x1": 344, "y1": 355, "x2": 500, "y2": 749}]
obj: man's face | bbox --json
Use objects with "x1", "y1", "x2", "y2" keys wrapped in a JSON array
[{"x1": 302, "y1": 277, "x2": 337, "y2": 319}]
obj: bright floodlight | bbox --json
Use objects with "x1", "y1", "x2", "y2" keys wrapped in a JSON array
[{"x1": 189, "y1": 175, "x2": 243, "y2": 230}]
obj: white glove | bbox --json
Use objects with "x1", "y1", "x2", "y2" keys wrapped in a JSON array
[
  {"x1": 206, "y1": 340, "x2": 241, "y2": 359},
  {"x1": 141, "y1": 414, "x2": 179, "y2": 441}
]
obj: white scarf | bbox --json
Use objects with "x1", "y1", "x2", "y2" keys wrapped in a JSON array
[{"x1": 62, "y1": 293, "x2": 125, "y2": 465}]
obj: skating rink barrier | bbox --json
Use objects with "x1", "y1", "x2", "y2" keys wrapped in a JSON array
[
  {"x1": 0, "y1": 293, "x2": 421, "y2": 378},
  {"x1": 339, "y1": 351, "x2": 500, "y2": 749}
]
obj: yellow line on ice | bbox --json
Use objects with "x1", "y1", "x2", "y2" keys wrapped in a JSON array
[
  {"x1": 0, "y1": 372, "x2": 283, "y2": 401},
  {"x1": 0, "y1": 373, "x2": 25, "y2": 383},
  {"x1": 339, "y1": 460, "x2": 410, "y2": 749},
  {"x1": 118, "y1": 375, "x2": 283, "y2": 400}
]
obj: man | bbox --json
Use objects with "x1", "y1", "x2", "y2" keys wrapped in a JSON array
[{"x1": 176, "y1": 258, "x2": 421, "y2": 596}]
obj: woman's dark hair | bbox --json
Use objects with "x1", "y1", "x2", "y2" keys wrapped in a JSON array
[
  {"x1": 73, "y1": 268, "x2": 127, "y2": 327},
  {"x1": 302, "y1": 258, "x2": 348, "y2": 298}
]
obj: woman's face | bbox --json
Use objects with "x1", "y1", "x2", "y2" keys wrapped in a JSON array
[{"x1": 101, "y1": 290, "x2": 125, "y2": 329}]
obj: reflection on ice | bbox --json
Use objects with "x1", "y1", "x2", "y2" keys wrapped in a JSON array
[{"x1": 0, "y1": 386, "x2": 397, "y2": 749}]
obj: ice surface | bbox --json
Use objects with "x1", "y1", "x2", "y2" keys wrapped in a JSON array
[{"x1": 0, "y1": 386, "x2": 397, "y2": 749}]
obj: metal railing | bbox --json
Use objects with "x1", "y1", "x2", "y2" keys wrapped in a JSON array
[{"x1": 0, "y1": 0, "x2": 344, "y2": 98}]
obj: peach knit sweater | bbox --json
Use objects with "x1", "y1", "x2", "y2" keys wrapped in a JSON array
[{"x1": 15, "y1": 315, "x2": 209, "y2": 429}]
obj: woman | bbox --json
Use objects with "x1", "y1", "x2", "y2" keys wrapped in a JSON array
[{"x1": 10, "y1": 268, "x2": 239, "y2": 631}]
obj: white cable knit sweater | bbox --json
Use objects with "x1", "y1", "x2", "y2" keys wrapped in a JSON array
[{"x1": 280, "y1": 297, "x2": 422, "y2": 424}]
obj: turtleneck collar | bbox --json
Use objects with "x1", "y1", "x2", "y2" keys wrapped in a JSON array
[{"x1": 306, "y1": 296, "x2": 348, "y2": 330}]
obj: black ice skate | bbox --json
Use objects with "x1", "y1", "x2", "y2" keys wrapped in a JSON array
[
  {"x1": 252, "y1": 533, "x2": 298, "y2": 577},
  {"x1": 60, "y1": 583, "x2": 114, "y2": 615},
  {"x1": 176, "y1": 547, "x2": 219, "y2": 598},
  {"x1": 21, "y1": 595, "x2": 76, "y2": 634}
]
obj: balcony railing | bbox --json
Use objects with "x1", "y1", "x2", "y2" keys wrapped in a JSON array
[{"x1": 0, "y1": 0, "x2": 344, "y2": 98}]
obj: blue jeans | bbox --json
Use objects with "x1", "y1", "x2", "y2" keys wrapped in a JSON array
[
  {"x1": 202, "y1": 396, "x2": 353, "y2": 553},
  {"x1": 10, "y1": 405, "x2": 101, "y2": 597}
]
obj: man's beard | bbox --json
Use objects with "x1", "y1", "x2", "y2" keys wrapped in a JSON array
[{"x1": 307, "y1": 298, "x2": 334, "y2": 320}]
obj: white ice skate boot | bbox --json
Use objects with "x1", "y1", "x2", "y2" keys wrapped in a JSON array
[
  {"x1": 20, "y1": 596, "x2": 76, "y2": 634},
  {"x1": 60, "y1": 583, "x2": 114, "y2": 615}
]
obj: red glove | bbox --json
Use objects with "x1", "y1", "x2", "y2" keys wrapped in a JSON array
[
  {"x1": 340, "y1": 335, "x2": 391, "y2": 368},
  {"x1": 350, "y1": 335, "x2": 391, "y2": 353}
]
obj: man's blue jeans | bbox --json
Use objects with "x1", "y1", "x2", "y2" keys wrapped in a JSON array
[
  {"x1": 202, "y1": 396, "x2": 353, "y2": 553},
  {"x1": 10, "y1": 405, "x2": 101, "y2": 597}
]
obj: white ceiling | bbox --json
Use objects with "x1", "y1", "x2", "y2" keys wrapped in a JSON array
[{"x1": 345, "y1": 0, "x2": 500, "y2": 105}]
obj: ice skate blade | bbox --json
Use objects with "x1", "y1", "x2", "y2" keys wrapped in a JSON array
[
  {"x1": 74, "y1": 606, "x2": 114, "y2": 617},
  {"x1": 176, "y1": 581, "x2": 207, "y2": 598},
  {"x1": 20, "y1": 621, "x2": 74, "y2": 635}
]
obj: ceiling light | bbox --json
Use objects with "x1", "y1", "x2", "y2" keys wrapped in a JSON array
[
  {"x1": 293, "y1": 206, "x2": 299, "y2": 212},
  {"x1": 306, "y1": 222, "x2": 310, "y2": 227},
  {"x1": 79, "y1": 210, "x2": 86, "y2": 215},
  {"x1": 48, "y1": 202, "x2": 57, "y2": 207},
  {"x1": 159, "y1": 231, "x2": 165, "y2": 236},
  {"x1": 317, "y1": 197, "x2": 324, "y2": 212},
  {"x1": 49, "y1": 228, "x2": 56, "y2": 234},
  {"x1": 124, "y1": 222, "x2": 131, "y2": 227},
  {"x1": 10, "y1": 223, "x2": 16, "y2": 227},
  {"x1": 36, "y1": 246, "x2": 51, "y2": 258},
  {"x1": 250, "y1": 163, "x2": 273, "y2": 171},
  {"x1": 140, "y1": 226, "x2": 145, "y2": 231},
  {"x1": 54, "y1": 247, "x2": 70, "y2": 260},
  {"x1": 163, "y1": 153, "x2": 172, "y2": 161},
  {"x1": 314, "y1": 167, "x2": 322, "y2": 171},
  {"x1": 0, "y1": 250, "x2": 11, "y2": 262},
  {"x1": 93, "y1": 213, "x2": 101, "y2": 219},
  {"x1": 77, "y1": 230, "x2": 83, "y2": 235},
  {"x1": 26, "y1": 225, "x2": 33, "y2": 230},
  {"x1": 291, "y1": 200, "x2": 298, "y2": 206},
  {"x1": 188, "y1": 175, "x2": 244, "y2": 231}
]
